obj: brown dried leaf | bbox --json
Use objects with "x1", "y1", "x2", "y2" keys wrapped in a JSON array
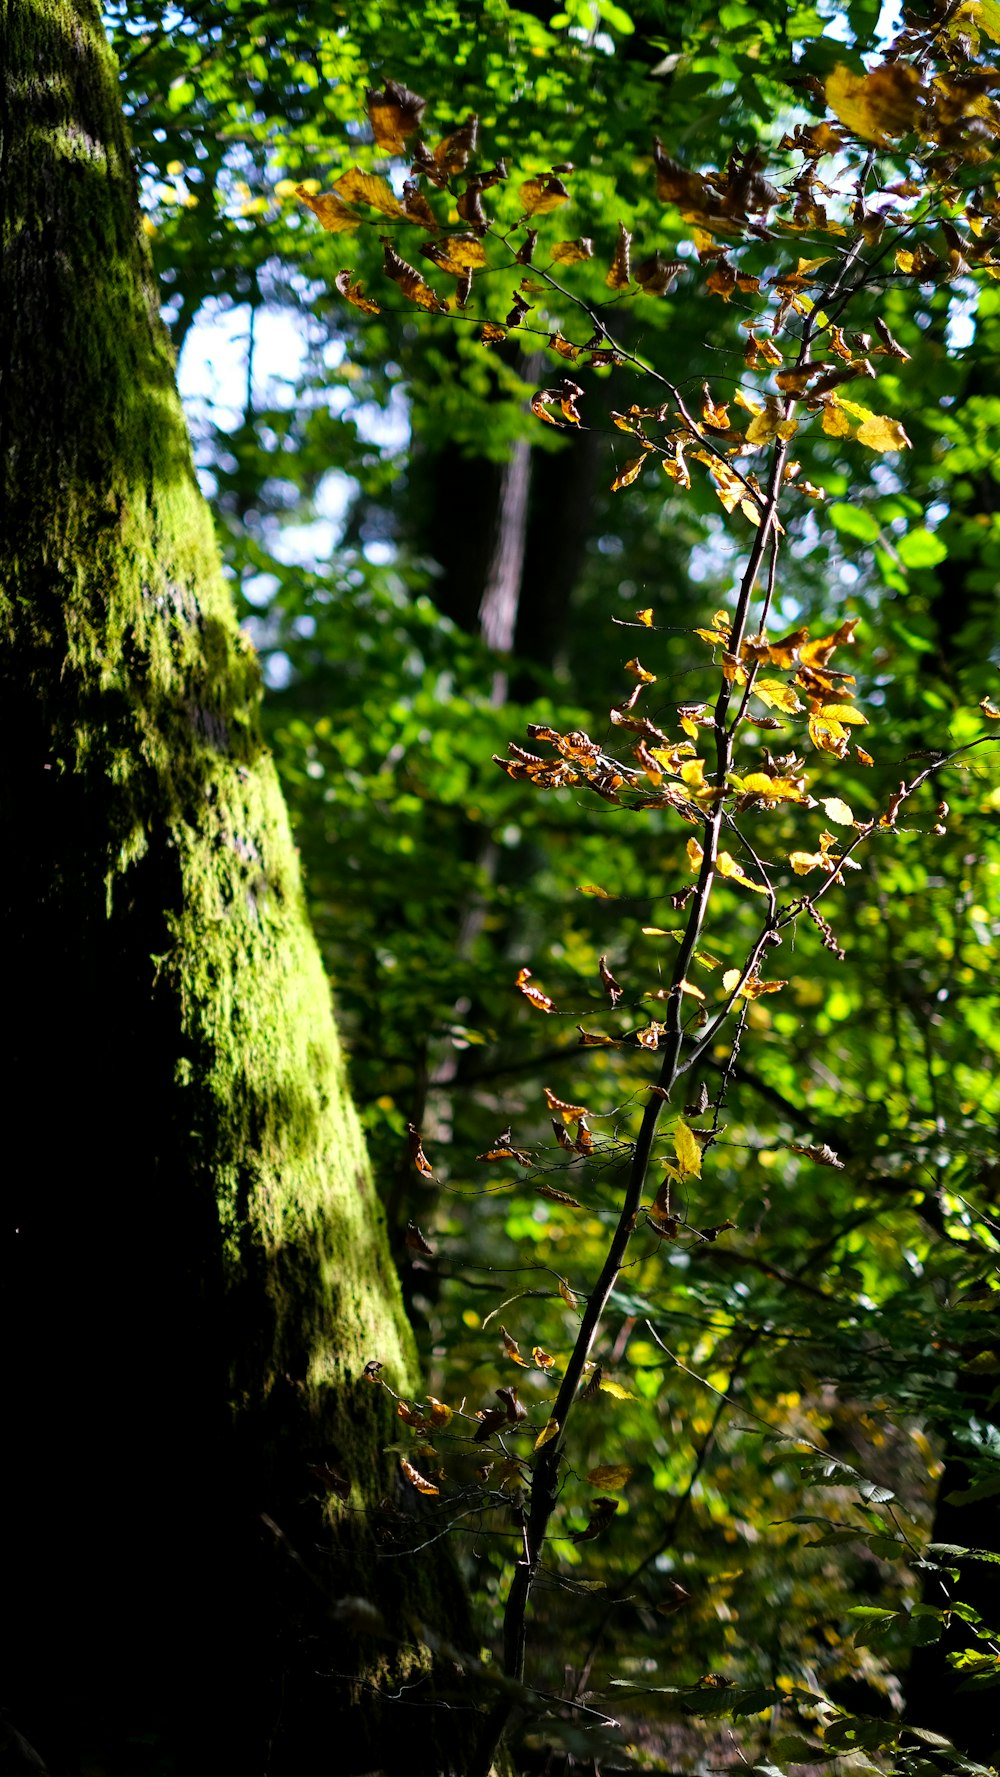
[
  {"x1": 400, "y1": 1455, "x2": 439, "y2": 1496},
  {"x1": 381, "y1": 238, "x2": 447, "y2": 311},
  {"x1": 792, "y1": 1141, "x2": 845, "y2": 1169},
  {"x1": 520, "y1": 174, "x2": 571, "y2": 216},
  {"x1": 407, "y1": 1123, "x2": 434, "y2": 1179},
  {"x1": 297, "y1": 186, "x2": 361, "y2": 233},
  {"x1": 365, "y1": 79, "x2": 427, "y2": 154},
  {"x1": 586, "y1": 1464, "x2": 633, "y2": 1490},
  {"x1": 334, "y1": 167, "x2": 404, "y2": 219},
  {"x1": 537, "y1": 1183, "x2": 584, "y2": 1209},
  {"x1": 405, "y1": 1220, "x2": 435, "y2": 1255},
  {"x1": 551, "y1": 237, "x2": 594, "y2": 264},
  {"x1": 501, "y1": 1326, "x2": 531, "y2": 1367},
  {"x1": 334, "y1": 269, "x2": 380, "y2": 315},
  {"x1": 599, "y1": 954, "x2": 624, "y2": 1008},
  {"x1": 544, "y1": 1088, "x2": 590, "y2": 1122},
  {"x1": 606, "y1": 220, "x2": 632, "y2": 289},
  {"x1": 516, "y1": 966, "x2": 557, "y2": 1015}
]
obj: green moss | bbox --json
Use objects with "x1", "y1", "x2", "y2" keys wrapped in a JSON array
[{"x1": 1, "y1": 3, "x2": 478, "y2": 1769}]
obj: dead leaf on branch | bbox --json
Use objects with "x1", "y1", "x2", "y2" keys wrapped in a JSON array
[
  {"x1": 606, "y1": 220, "x2": 632, "y2": 289},
  {"x1": 365, "y1": 79, "x2": 427, "y2": 154},
  {"x1": 825, "y1": 62, "x2": 923, "y2": 147},
  {"x1": 520, "y1": 173, "x2": 571, "y2": 216},
  {"x1": 380, "y1": 239, "x2": 447, "y2": 311},
  {"x1": 516, "y1": 966, "x2": 557, "y2": 1014},
  {"x1": 400, "y1": 1455, "x2": 440, "y2": 1496},
  {"x1": 334, "y1": 270, "x2": 379, "y2": 314},
  {"x1": 407, "y1": 1123, "x2": 434, "y2": 1179},
  {"x1": 297, "y1": 186, "x2": 361, "y2": 233}
]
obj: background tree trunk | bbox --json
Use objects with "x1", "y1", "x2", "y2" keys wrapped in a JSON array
[{"x1": 0, "y1": 4, "x2": 474, "y2": 1771}]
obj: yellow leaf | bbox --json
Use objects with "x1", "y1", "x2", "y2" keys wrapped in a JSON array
[
  {"x1": 678, "y1": 978, "x2": 706, "y2": 1000},
  {"x1": 552, "y1": 237, "x2": 594, "y2": 263},
  {"x1": 717, "y1": 850, "x2": 766, "y2": 893},
  {"x1": 598, "y1": 1377, "x2": 635, "y2": 1401},
  {"x1": 822, "y1": 401, "x2": 854, "y2": 439},
  {"x1": 825, "y1": 62, "x2": 922, "y2": 147},
  {"x1": 334, "y1": 270, "x2": 380, "y2": 314},
  {"x1": 637, "y1": 607, "x2": 654, "y2": 627},
  {"x1": 400, "y1": 1455, "x2": 440, "y2": 1496},
  {"x1": 686, "y1": 837, "x2": 704, "y2": 872},
  {"x1": 612, "y1": 456, "x2": 646, "y2": 492},
  {"x1": 501, "y1": 1325, "x2": 530, "y2": 1367},
  {"x1": 820, "y1": 796, "x2": 855, "y2": 826},
  {"x1": 789, "y1": 849, "x2": 827, "y2": 874},
  {"x1": 422, "y1": 234, "x2": 488, "y2": 277},
  {"x1": 745, "y1": 397, "x2": 798, "y2": 446},
  {"x1": 297, "y1": 186, "x2": 361, "y2": 233},
  {"x1": 722, "y1": 968, "x2": 743, "y2": 993},
  {"x1": 624, "y1": 658, "x2": 656, "y2": 683},
  {"x1": 855, "y1": 412, "x2": 912, "y2": 452},
  {"x1": 535, "y1": 1417, "x2": 561, "y2": 1450},
  {"x1": 586, "y1": 1464, "x2": 634, "y2": 1490},
  {"x1": 740, "y1": 772, "x2": 809, "y2": 803},
  {"x1": 816, "y1": 703, "x2": 867, "y2": 726},
  {"x1": 674, "y1": 1118, "x2": 703, "y2": 1177},
  {"x1": 520, "y1": 175, "x2": 570, "y2": 215},
  {"x1": 753, "y1": 678, "x2": 803, "y2": 714},
  {"x1": 426, "y1": 1396, "x2": 453, "y2": 1428},
  {"x1": 808, "y1": 712, "x2": 849, "y2": 757},
  {"x1": 980, "y1": 696, "x2": 1000, "y2": 719},
  {"x1": 333, "y1": 166, "x2": 405, "y2": 219}
]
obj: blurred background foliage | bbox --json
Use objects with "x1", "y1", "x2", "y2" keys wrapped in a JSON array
[{"x1": 109, "y1": 0, "x2": 999, "y2": 1765}]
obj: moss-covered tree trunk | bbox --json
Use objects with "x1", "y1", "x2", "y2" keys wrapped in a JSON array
[{"x1": 0, "y1": 4, "x2": 474, "y2": 1771}]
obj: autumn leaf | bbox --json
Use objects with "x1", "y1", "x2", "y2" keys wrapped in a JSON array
[
  {"x1": 407, "y1": 1123, "x2": 434, "y2": 1179},
  {"x1": 334, "y1": 269, "x2": 379, "y2": 314},
  {"x1": 571, "y1": 1497, "x2": 619, "y2": 1542},
  {"x1": 535, "y1": 1417, "x2": 560, "y2": 1450},
  {"x1": 820, "y1": 796, "x2": 855, "y2": 826},
  {"x1": 297, "y1": 186, "x2": 361, "y2": 233},
  {"x1": 544, "y1": 1088, "x2": 589, "y2": 1123},
  {"x1": 496, "y1": 1384, "x2": 527, "y2": 1422},
  {"x1": 635, "y1": 252, "x2": 683, "y2": 294},
  {"x1": 421, "y1": 234, "x2": 488, "y2": 278},
  {"x1": 426, "y1": 1396, "x2": 453, "y2": 1428},
  {"x1": 381, "y1": 239, "x2": 447, "y2": 311},
  {"x1": 611, "y1": 455, "x2": 647, "y2": 492},
  {"x1": 674, "y1": 1118, "x2": 703, "y2": 1178},
  {"x1": 480, "y1": 321, "x2": 507, "y2": 345},
  {"x1": 334, "y1": 167, "x2": 405, "y2": 220},
  {"x1": 520, "y1": 174, "x2": 571, "y2": 215},
  {"x1": 606, "y1": 220, "x2": 632, "y2": 289},
  {"x1": 501, "y1": 1326, "x2": 530, "y2": 1367},
  {"x1": 753, "y1": 678, "x2": 803, "y2": 714},
  {"x1": 537, "y1": 1183, "x2": 584, "y2": 1209},
  {"x1": 980, "y1": 696, "x2": 1000, "y2": 719},
  {"x1": 599, "y1": 954, "x2": 624, "y2": 1007},
  {"x1": 793, "y1": 1141, "x2": 845, "y2": 1169},
  {"x1": 365, "y1": 79, "x2": 427, "y2": 154},
  {"x1": 825, "y1": 62, "x2": 922, "y2": 147},
  {"x1": 637, "y1": 607, "x2": 654, "y2": 627},
  {"x1": 400, "y1": 1455, "x2": 439, "y2": 1496},
  {"x1": 586, "y1": 1464, "x2": 633, "y2": 1490},
  {"x1": 516, "y1": 966, "x2": 557, "y2": 1014},
  {"x1": 551, "y1": 237, "x2": 594, "y2": 264},
  {"x1": 717, "y1": 851, "x2": 766, "y2": 893},
  {"x1": 405, "y1": 1220, "x2": 434, "y2": 1255},
  {"x1": 478, "y1": 1144, "x2": 533, "y2": 1165}
]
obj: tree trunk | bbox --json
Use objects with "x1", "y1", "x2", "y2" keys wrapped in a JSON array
[{"x1": 0, "y1": 4, "x2": 474, "y2": 1771}]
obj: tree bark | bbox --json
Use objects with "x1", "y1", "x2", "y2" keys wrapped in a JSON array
[{"x1": 0, "y1": 4, "x2": 474, "y2": 1771}]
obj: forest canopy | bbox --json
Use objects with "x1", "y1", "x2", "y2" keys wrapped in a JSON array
[{"x1": 107, "y1": 1, "x2": 1000, "y2": 1771}]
